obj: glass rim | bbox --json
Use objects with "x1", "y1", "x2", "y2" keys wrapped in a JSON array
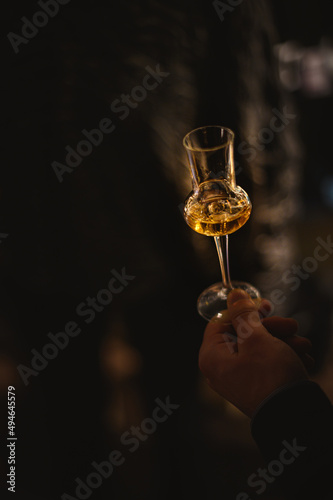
[{"x1": 183, "y1": 125, "x2": 235, "y2": 152}]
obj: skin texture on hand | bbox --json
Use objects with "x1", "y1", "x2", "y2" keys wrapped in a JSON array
[{"x1": 198, "y1": 289, "x2": 313, "y2": 418}]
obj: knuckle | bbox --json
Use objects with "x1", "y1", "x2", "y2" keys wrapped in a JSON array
[{"x1": 229, "y1": 298, "x2": 257, "y2": 316}]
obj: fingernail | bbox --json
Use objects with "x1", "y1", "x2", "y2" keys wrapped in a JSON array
[
  {"x1": 253, "y1": 298, "x2": 263, "y2": 308},
  {"x1": 227, "y1": 289, "x2": 250, "y2": 305},
  {"x1": 210, "y1": 309, "x2": 231, "y2": 324}
]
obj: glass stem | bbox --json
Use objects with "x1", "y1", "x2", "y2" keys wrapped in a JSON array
[{"x1": 214, "y1": 235, "x2": 232, "y2": 290}]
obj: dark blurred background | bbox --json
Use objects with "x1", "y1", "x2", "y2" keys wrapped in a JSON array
[{"x1": 0, "y1": 1, "x2": 332, "y2": 499}]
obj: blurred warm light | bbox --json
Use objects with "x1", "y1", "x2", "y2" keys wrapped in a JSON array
[
  {"x1": 254, "y1": 233, "x2": 294, "y2": 268},
  {"x1": 254, "y1": 196, "x2": 300, "y2": 226},
  {"x1": 104, "y1": 339, "x2": 141, "y2": 380},
  {"x1": 276, "y1": 38, "x2": 333, "y2": 97},
  {"x1": 101, "y1": 335, "x2": 142, "y2": 381},
  {"x1": 100, "y1": 321, "x2": 145, "y2": 434},
  {"x1": 0, "y1": 356, "x2": 21, "y2": 394}
]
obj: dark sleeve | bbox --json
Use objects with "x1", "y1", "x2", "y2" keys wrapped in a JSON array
[{"x1": 250, "y1": 381, "x2": 333, "y2": 499}]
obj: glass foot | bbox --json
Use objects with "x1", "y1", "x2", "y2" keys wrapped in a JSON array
[{"x1": 197, "y1": 281, "x2": 261, "y2": 321}]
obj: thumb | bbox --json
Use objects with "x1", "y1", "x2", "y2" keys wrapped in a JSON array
[{"x1": 227, "y1": 289, "x2": 268, "y2": 347}]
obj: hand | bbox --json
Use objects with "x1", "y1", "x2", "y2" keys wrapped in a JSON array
[
  {"x1": 198, "y1": 289, "x2": 312, "y2": 417},
  {"x1": 261, "y1": 315, "x2": 314, "y2": 372}
]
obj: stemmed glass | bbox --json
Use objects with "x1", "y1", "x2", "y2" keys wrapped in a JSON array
[{"x1": 183, "y1": 125, "x2": 260, "y2": 321}]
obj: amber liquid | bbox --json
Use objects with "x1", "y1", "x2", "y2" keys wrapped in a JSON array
[{"x1": 184, "y1": 183, "x2": 252, "y2": 236}]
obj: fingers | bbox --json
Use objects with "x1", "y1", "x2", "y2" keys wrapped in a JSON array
[
  {"x1": 210, "y1": 308, "x2": 231, "y2": 325},
  {"x1": 282, "y1": 335, "x2": 315, "y2": 371},
  {"x1": 202, "y1": 290, "x2": 315, "y2": 370},
  {"x1": 227, "y1": 289, "x2": 268, "y2": 347},
  {"x1": 284, "y1": 335, "x2": 312, "y2": 354},
  {"x1": 202, "y1": 316, "x2": 238, "y2": 354},
  {"x1": 284, "y1": 335, "x2": 315, "y2": 371},
  {"x1": 258, "y1": 299, "x2": 272, "y2": 318},
  {"x1": 261, "y1": 316, "x2": 315, "y2": 370},
  {"x1": 203, "y1": 290, "x2": 271, "y2": 355},
  {"x1": 208, "y1": 297, "x2": 272, "y2": 328},
  {"x1": 200, "y1": 303, "x2": 242, "y2": 373},
  {"x1": 262, "y1": 315, "x2": 313, "y2": 353},
  {"x1": 261, "y1": 317, "x2": 298, "y2": 337},
  {"x1": 199, "y1": 320, "x2": 237, "y2": 378}
]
